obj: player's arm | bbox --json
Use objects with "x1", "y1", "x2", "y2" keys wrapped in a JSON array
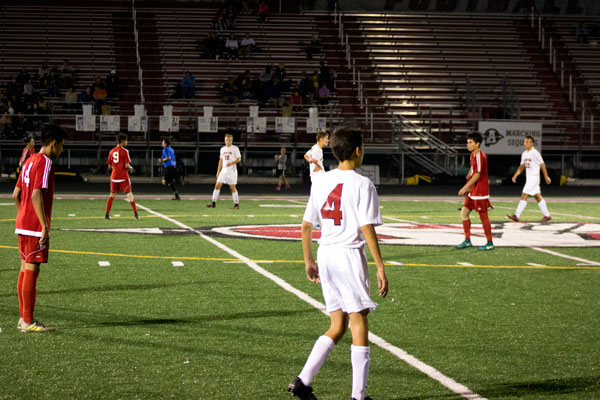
[
  {"x1": 216, "y1": 158, "x2": 223, "y2": 177},
  {"x1": 125, "y1": 162, "x2": 133, "y2": 172},
  {"x1": 12, "y1": 186, "x2": 21, "y2": 208},
  {"x1": 31, "y1": 188, "x2": 49, "y2": 245},
  {"x1": 361, "y1": 224, "x2": 388, "y2": 297},
  {"x1": 459, "y1": 172, "x2": 480, "y2": 196},
  {"x1": 512, "y1": 164, "x2": 525, "y2": 183},
  {"x1": 304, "y1": 152, "x2": 310, "y2": 163},
  {"x1": 540, "y1": 163, "x2": 551, "y2": 184},
  {"x1": 228, "y1": 157, "x2": 241, "y2": 167},
  {"x1": 301, "y1": 220, "x2": 320, "y2": 283}
]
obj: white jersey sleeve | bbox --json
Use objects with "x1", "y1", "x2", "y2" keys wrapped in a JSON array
[{"x1": 357, "y1": 179, "x2": 383, "y2": 227}]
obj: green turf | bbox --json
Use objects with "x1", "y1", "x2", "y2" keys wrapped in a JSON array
[{"x1": 0, "y1": 197, "x2": 599, "y2": 399}]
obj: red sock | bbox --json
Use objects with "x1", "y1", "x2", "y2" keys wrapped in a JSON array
[
  {"x1": 106, "y1": 197, "x2": 114, "y2": 214},
  {"x1": 462, "y1": 219, "x2": 471, "y2": 239},
  {"x1": 17, "y1": 270, "x2": 25, "y2": 318},
  {"x1": 479, "y1": 211, "x2": 493, "y2": 242},
  {"x1": 130, "y1": 200, "x2": 138, "y2": 214},
  {"x1": 22, "y1": 269, "x2": 40, "y2": 324}
]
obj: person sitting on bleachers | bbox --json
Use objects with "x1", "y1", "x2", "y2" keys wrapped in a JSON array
[
  {"x1": 221, "y1": 77, "x2": 240, "y2": 104},
  {"x1": 258, "y1": 0, "x2": 268, "y2": 23},
  {"x1": 182, "y1": 71, "x2": 196, "y2": 98},
  {"x1": 105, "y1": 69, "x2": 120, "y2": 98},
  {"x1": 64, "y1": 87, "x2": 78, "y2": 113},
  {"x1": 235, "y1": 70, "x2": 254, "y2": 99},
  {"x1": 259, "y1": 65, "x2": 273, "y2": 83},
  {"x1": 576, "y1": 23, "x2": 588, "y2": 44},
  {"x1": 298, "y1": 72, "x2": 315, "y2": 104},
  {"x1": 45, "y1": 71, "x2": 61, "y2": 97},
  {"x1": 16, "y1": 67, "x2": 31, "y2": 87},
  {"x1": 23, "y1": 79, "x2": 35, "y2": 99},
  {"x1": 305, "y1": 34, "x2": 322, "y2": 60},
  {"x1": 274, "y1": 63, "x2": 291, "y2": 91},
  {"x1": 213, "y1": 8, "x2": 229, "y2": 31},
  {"x1": 225, "y1": 34, "x2": 239, "y2": 59},
  {"x1": 239, "y1": 33, "x2": 256, "y2": 59},
  {"x1": 172, "y1": 82, "x2": 184, "y2": 99},
  {"x1": 61, "y1": 60, "x2": 76, "y2": 89},
  {"x1": 38, "y1": 61, "x2": 51, "y2": 82},
  {"x1": 79, "y1": 86, "x2": 94, "y2": 105},
  {"x1": 92, "y1": 80, "x2": 108, "y2": 114},
  {"x1": 268, "y1": 78, "x2": 284, "y2": 108},
  {"x1": 318, "y1": 83, "x2": 331, "y2": 108},
  {"x1": 290, "y1": 89, "x2": 303, "y2": 112},
  {"x1": 319, "y1": 60, "x2": 335, "y2": 91},
  {"x1": 202, "y1": 32, "x2": 221, "y2": 59}
]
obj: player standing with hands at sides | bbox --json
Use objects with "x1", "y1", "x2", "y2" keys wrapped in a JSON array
[
  {"x1": 304, "y1": 131, "x2": 329, "y2": 183},
  {"x1": 275, "y1": 147, "x2": 291, "y2": 191},
  {"x1": 456, "y1": 131, "x2": 495, "y2": 251},
  {"x1": 19, "y1": 136, "x2": 35, "y2": 170},
  {"x1": 207, "y1": 133, "x2": 241, "y2": 209},
  {"x1": 105, "y1": 133, "x2": 138, "y2": 220},
  {"x1": 288, "y1": 128, "x2": 388, "y2": 400},
  {"x1": 160, "y1": 139, "x2": 180, "y2": 200},
  {"x1": 13, "y1": 124, "x2": 67, "y2": 332},
  {"x1": 507, "y1": 136, "x2": 552, "y2": 222}
]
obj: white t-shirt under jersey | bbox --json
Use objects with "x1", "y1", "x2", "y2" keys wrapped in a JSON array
[
  {"x1": 303, "y1": 169, "x2": 382, "y2": 248},
  {"x1": 521, "y1": 147, "x2": 544, "y2": 178},
  {"x1": 305, "y1": 144, "x2": 324, "y2": 179}
]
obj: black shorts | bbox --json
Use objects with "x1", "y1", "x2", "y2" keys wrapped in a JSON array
[
  {"x1": 163, "y1": 166, "x2": 178, "y2": 184},
  {"x1": 277, "y1": 168, "x2": 285, "y2": 177}
]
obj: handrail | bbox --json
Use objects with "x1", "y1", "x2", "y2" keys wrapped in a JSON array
[{"x1": 132, "y1": 0, "x2": 145, "y2": 104}]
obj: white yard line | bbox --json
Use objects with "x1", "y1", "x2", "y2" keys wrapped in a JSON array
[
  {"x1": 136, "y1": 203, "x2": 487, "y2": 400},
  {"x1": 457, "y1": 262, "x2": 474, "y2": 266},
  {"x1": 527, "y1": 263, "x2": 546, "y2": 267}
]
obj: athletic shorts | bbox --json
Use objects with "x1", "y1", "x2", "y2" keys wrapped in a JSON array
[
  {"x1": 523, "y1": 176, "x2": 541, "y2": 196},
  {"x1": 217, "y1": 169, "x2": 238, "y2": 185},
  {"x1": 316, "y1": 245, "x2": 378, "y2": 314},
  {"x1": 163, "y1": 166, "x2": 178, "y2": 184},
  {"x1": 277, "y1": 168, "x2": 285, "y2": 177},
  {"x1": 463, "y1": 194, "x2": 491, "y2": 213},
  {"x1": 310, "y1": 170, "x2": 325, "y2": 183},
  {"x1": 18, "y1": 235, "x2": 49, "y2": 264},
  {"x1": 110, "y1": 179, "x2": 131, "y2": 194}
]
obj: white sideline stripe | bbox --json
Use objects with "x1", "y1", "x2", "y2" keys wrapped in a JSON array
[
  {"x1": 260, "y1": 204, "x2": 305, "y2": 208},
  {"x1": 457, "y1": 262, "x2": 474, "y2": 266},
  {"x1": 493, "y1": 205, "x2": 597, "y2": 220},
  {"x1": 527, "y1": 263, "x2": 546, "y2": 267},
  {"x1": 0, "y1": 203, "x2": 14, "y2": 206},
  {"x1": 136, "y1": 203, "x2": 487, "y2": 400}
]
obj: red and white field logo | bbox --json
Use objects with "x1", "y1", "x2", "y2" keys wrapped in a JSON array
[{"x1": 211, "y1": 222, "x2": 600, "y2": 247}]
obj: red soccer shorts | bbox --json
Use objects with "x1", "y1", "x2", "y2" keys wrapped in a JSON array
[
  {"x1": 110, "y1": 180, "x2": 132, "y2": 194},
  {"x1": 463, "y1": 194, "x2": 491, "y2": 213},
  {"x1": 18, "y1": 235, "x2": 49, "y2": 264}
]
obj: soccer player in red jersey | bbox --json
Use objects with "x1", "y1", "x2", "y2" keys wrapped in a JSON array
[
  {"x1": 456, "y1": 131, "x2": 495, "y2": 251},
  {"x1": 105, "y1": 133, "x2": 138, "y2": 220},
  {"x1": 12, "y1": 124, "x2": 67, "y2": 332},
  {"x1": 18, "y1": 136, "x2": 35, "y2": 170}
]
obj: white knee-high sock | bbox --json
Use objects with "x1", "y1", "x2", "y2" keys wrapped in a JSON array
[
  {"x1": 515, "y1": 200, "x2": 527, "y2": 217},
  {"x1": 298, "y1": 335, "x2": 335, "y2": 386},
  {"x1": 538, "y1": 199, "x2": 550, "y2": 216},
  {"x1": 232, "y1": 191, "x2": 239, "y2": 204},
  {"x1": 351, "y1": 345, "x2": 370, "y2": 400},
  {"x1": 212, "y1": 190, "x2": 220, "y2": 203}
]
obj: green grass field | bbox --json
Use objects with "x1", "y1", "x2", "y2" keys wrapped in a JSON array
[{"x1": 1, "y1": 195, "x2": 599, "y2": 399}]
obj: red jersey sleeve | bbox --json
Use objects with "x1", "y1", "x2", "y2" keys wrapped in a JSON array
[{"x1": 31, "y1": 155, "x2": 52, "y2": 190}]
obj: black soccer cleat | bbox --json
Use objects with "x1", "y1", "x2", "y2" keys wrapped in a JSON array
[
  {"x1": 288, "y1": 377, "x2": 318, "y2": 400},
  {"x1": 172, "y1": 194, "x2": 181, "y2": 201},
  {"x1": 206, "y1": 202, "x2": 216, "y2": 208},
  {"x1": 232, "y1": 204, "x2": 240, "y2": 209},
  {"x1": 134, "y1": 212, "x2": 139, "y2": 221},
  {"x1": 105, "y1": 213, "x2": 110, "y2": 220}
]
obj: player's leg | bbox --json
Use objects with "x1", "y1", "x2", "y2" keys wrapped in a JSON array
[
  {"x1": 208, "y1": 182, "x2": 223, "y2": 207},
  {"x1": 126, "y1": 190, "x2": 139, "y2": 220},
  {"x1": 168, "y1": 168, "x2": 180, "y2": 200},
  {"x1": 349, "y1": 309, "x2": 371, "y2": 400},
  {"x1": 290, "y1": 310, "x2": 346, "y2": 399},
  {"x1": 277, "y1": 174, "x2": 282, "y2": 190},
  {"x1": 509, "y1": 192, "x2": 529, "y2": 222},
  {"x1": 477, "y1": 206, "x2": 494, "y2": 251},
  {"x1": 105, "y1": 187, "x2": 117, "y2": 219},
  {"x1": 17, "y1": 259, "x2": 26, "y2": 329},
  {"x1": 230, "y1": 184, "x2": 239, "y2": 208},
  {"x1": 456, "y1": 205, "x2": 473, "y2": 249},
  {"x1": 534, "y1": 193, "x2": 551, "y2": 221}
]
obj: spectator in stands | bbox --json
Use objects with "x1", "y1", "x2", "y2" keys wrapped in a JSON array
[
  {"x1": 213, "y1": 8, "x2": 229, "y2": 31},
  {"x1": 172, "y1": 82, "x2": 184, "y2": 99},
  {"x1": 37, "y1": 100, "x2": 50, "y2": 124},
  {"x1": 298, "y1": 72, "x2": 315, "y2": 104},
  {"x1": 241, "y1": 0, "x2": 250, "y2": 14},
  {"x1": 23, "y1": 79, "x2": 34, "y2": 98},
  {"x1": 91, "y1": 77, "x2": 106, "y2": 94},
  {"x1": 319, "y1": 60, "x2": 334, "y2": 89},
  {"x1": 46, "y1": 70, "x2": 60, "y2": 97},
  {"x1": 576, "y1": 23, "x2": 588, "y2": 44},
  {"x1": 64, "y1": 87, "x2": 78, "y2": 113},
  {"x1": 239, "y1": 33, "x2": 256, "y2": 59},
  {"x1": 235, "y1": 70, "x2": 254, "y2": 99},
  {"x1": 259, "y1": 66, "x2": 272, "y2": 83},
  {"x1": 93, "y1": 83, "x2": 108, "y2": 114},
  {"x1": 16, "y1": 67, "x2": 31, "y2": 87},
  {"x1": 318, "y1": 83, "x2": 331, "y2": 108},
  {"x1": 182, "y1": 71, "x2": 196, "y2": 98},
  {"x1": 225, "y1": 33, "x2": 239, "y2": 59},
  {"x1": 290, "y1": 89, "x2": 304, "y2": 111},
  {"x1": 38, "y1": 61, "x2": 51, "y2": 82},
  {"x1": 224, "y1": 4, "x2": 236, "y2": 28},
  {"x1": 6, "y1": 77, "x2": 21, "y2": 99},
  {"x1": 105, "y1": 69, "x2": 120, "y2": 98},
  {"x1": 62, "y1": 60, "x2": 75, "y2": 89},
  {"x1": 202, "y1": 31, "x2": 220, "y2": 59},
  {"x1": 221, "y1": 77, "x2": 240, "y2": 104},
  {"x1": 269, "y1": 78, "x2": 284, "y2": 107},
  {"x1": 258, "y1": 0, "x2": 268, "y2": 23},
  {"x1": 282, "y1": 101, "x2": 292, "y2": 117},
  {"x1": 305, "y1": 34, "x2": 322, "y2": 60},
  {"x1": 274, "y1": 62, "x2": 291, "y2": 91},
  {"x1": 79, "y1": 87, "x2": 94, "y2": 106}
]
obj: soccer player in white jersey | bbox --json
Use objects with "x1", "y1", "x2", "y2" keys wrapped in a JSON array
[
  {"x1": 207, "y1": 133, "x2": 242, "y2": 209},
  {"x1": 507, "y1": 135, "x2": 552, "y2": 222},
  {"x1": 304, "y1": 131, "x2": 329, "y2": 182},
  {"x1": 288, "y1": 127, "x2": 388, "y2": 400}
]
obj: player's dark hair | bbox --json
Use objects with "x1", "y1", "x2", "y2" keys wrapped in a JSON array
[
  {"x1": 23, "y1": 136, "x2": 33, "y2": 145},
  {"x1": 467, "y1": 131, "x2": 483, "y2": 144},
  {"x1": 163, "y1": 138, "x2": 171, "y2": 146},
  {"x1": 525, "y1": 135, "x2": 535, "y2": 143},
  {"x1": 316, "y1": 131, "x2": 328, "y2": 141},
  {"x1": 40, "y1": 124, "x2": 67, "y2": 147},
  {"x1": 117, "y1": 133, "x2": 128, "y2": 143},
  {"x1": 330, "y1": 127, "x2": 363, "y2": 162}
]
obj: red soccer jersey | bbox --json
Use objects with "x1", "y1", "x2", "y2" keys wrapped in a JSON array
[
  {"x1": 15, "y1": 153, "x2": 55, "y2": 237},
  {"x1": 107, "y1": 146, "x2": 131, "y2": 181},
  {"x1": 468, "y1": 150, "x2": 489, "y2": 199},
  {"x1": 20, "y1": 146, "x2": 34, "y2": 165}
]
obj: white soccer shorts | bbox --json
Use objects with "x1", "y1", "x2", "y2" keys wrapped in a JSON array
[
  {"x1": 310, "y1": 169, "x2": 325, "y2": 183},
  {"x1": 522, "y1": 176, "x2": 541, "y2": 196},
  {"x1": 217, "y1": 169, "x2": 238, "y2": 185},
  {"x1": 316, "y1": 245, "x2": 378, "y2": 314}
]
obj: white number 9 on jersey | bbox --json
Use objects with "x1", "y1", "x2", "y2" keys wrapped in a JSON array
[{"x1": 112, "y1": 152, "x2": 119, "y2": 164}]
